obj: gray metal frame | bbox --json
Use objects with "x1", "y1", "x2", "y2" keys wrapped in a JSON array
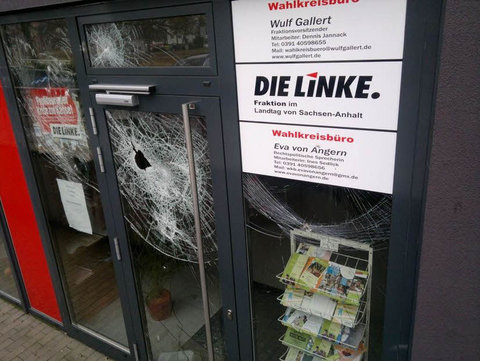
[
  {"x1": 0, "y1": 2, "x2": 242, "y2": 360},
  {"x1": 89, "y1": 93, "x2": 238, "y2": 361},
  {"x1": 0, "y1": 0, "x2": 446, "y2": 360},
  {"x1": 0, "y1": 16, "x2": 136, "y2": 361},
  {"x1": 382, "y1": 1, "x2": 445, "y2": 360}
]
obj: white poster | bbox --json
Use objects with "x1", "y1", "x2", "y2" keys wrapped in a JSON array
[
  {"x1": 232, "y1": 0, "x2": 407, "y2": 63},
  {"x1": 57, "y1": 179, "x2": 92, "y2": 234},
  {"x1": 236, "y1": 61, "x2": 402, "y2": 131},
  {"x1": 240, "y1": 122, "x2": 396, "y2": 194},
  {"x1": 50, "y1": 124, "x2": 82, "y2": 140}
]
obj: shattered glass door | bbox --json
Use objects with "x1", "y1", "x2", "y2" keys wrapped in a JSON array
[{"x1": 101, "y1": 103, "x2": 227, "y2": 361}]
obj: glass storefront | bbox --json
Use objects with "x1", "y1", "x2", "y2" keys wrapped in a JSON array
[
  {"x1": 1, "y1": 19, "x2": 129, "y2": 347},
  {"x1": 243, "y1": 175, "x2": 391, "y2": 361},
  {"x1": 0, "y1": 8, "x2": 228, "y2": 360},
  {"x1": 0, "y1": 2, "x2": 441, "y2": 361}
]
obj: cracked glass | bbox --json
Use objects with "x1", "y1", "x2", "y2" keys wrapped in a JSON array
[
  {"x1": 85, "y1": 14, "x2": 209, "y2": 68},
  {"x1": 243, "y1": 173, "x2": 392, "y2": 361},
  {"x1": 1, "y1": 19, "x2": 129, "y2": 348},
  {"x1": 106, "y1": 109, "x2": 226, "y2": 361}
]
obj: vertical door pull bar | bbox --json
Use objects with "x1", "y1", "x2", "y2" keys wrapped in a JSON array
[
  {"x1": 113, "y1": 237, "x2": 122, "y2": 261},
  {"x1": 182, "y1": 102, "x2": 214, "y2": 361},
  {"x1": 133, "y1": 343, "x2": 140, "y2": 361},
  {"x1": 89, "y1": 107, "x2": 98, "y2": 135},
  {"x1": 96, "y1": 147, "x2": 105, "y2": 173}
]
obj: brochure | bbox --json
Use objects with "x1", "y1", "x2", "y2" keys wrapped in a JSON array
[
  {"x1": 282, "y1": 309, "x2": 325, "y2": 338},
  {"x1": 284, "y1": 348, "x2": 324, "y2": 361},
  {"x1": 320, "y1": 320, "x2": 365, "y2": 349},
  {"x1": 283, "y1": 328, "x2": 310, "y2": 350},
  {"x1": 302, "y1": 314, "x2": 325, "y2": 337},
  {"x1": 326, "y1": 321, "x2": 343, "y2": 341},
  {"x1": 284, "y1": 309, "x2": 365, "y2": 350},
  {"x1": 281, "y1": 253, "x2": 310, "y2": 285},
  {"x1": 285, "y1": 348, "x2": 306, "y2": 361},
  {"x1": 284, "y1": 348, "x2": 302, "y2": 361},
  {"x1": 332, "y1": 304, "x2": 359, "y2": 328},
  {"x1": 301, "y1": 292, "x2": 337, "y2": 320},
  {"x1": 282, "y1": 307, "x2": 296, "y2": 322},
  {"x1": 318, "y1": 263, "x2": 367, "y2": 304},
  {"x1": 311, "y1": 338, "x2": 333, "y2": 358},
  {"x1": 338, "y1": 324, "x2": 366, "y2": 350},
  {"x1": 287, "y1": 310, "x2": 309, "y2": 329},
  {"x1": 297, "y1": 243, "x2": 332, "y2": 261},
  {"x1": 282, "y1": 286, "x2": 305, "y2": 308},
  {"x1": 345, "y1": 270, "x2": 368, "y2": 304},
  {"x1": 319, "y1": 319, "x2": 332, "y2": 338},
  {"x1": 318, "y1": 321, "x2": 365, "y2": 349},
  {"x1": 333, "y1": 342, "x2": 366, "y2": 361},
  {"x1": 298, "y1": 257, "x2": 329, "y2": 290}
]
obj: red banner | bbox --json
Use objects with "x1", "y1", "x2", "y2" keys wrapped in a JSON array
[{"x1": 29, "y1": 88, "x2": 78, "y2": 132}]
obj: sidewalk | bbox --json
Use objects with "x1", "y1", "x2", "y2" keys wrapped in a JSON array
[{"x1": 0, "y1": 298, "x2": 110, "y2": 361}]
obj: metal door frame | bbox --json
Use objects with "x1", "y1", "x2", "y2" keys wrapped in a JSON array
[
  {"x1": 0, "y1": 1, "x2": 242, "y2": 360},
  {"x1": 0, "y1": 0, "x2": 447, "y2": 361},
  {"x1": 0, "y1": 16, "x2": 138, "y2": 361},
  {"x1": 88, "y1": 93, "x2": 236, "y2": 361},
  {"x1": 222, "y1": 1, "x2": 447, "y2": 361},
  {"x1": 74, "y1": 2, "x2": 241, "y2": 360}
]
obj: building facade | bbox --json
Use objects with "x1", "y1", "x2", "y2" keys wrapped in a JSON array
[{"x1": 0, "y1": 1, "x2": 478, "y2": 361}]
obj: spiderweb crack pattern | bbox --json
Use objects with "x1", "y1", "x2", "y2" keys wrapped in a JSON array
[
  {"x1": 3, "y1": 21, "x2": 391, "y2": 261},
  {"x1": 3, "y1": 22, "x2": 96, "y2": 189},
  {"x1": 243, "y1": 173, "x2": 392, "y2": 248},
  {"x1": 106, "y1": 110, "x2": 217, "y2": 263},
  {"x1": 86, "y1": 22, "x2": 152, "y2": 68}
]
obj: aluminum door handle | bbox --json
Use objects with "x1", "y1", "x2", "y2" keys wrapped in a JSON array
[{"x1": 182, "y1": 102, "x2": 214, "y2": 361}]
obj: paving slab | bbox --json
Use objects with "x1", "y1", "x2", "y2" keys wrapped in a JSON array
[{"x1": 0, "y1": 299, "x2": 111, "y2": 361}]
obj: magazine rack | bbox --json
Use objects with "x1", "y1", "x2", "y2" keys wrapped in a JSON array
[
  {"x1": 276, "y1": 293, "x2": 368, "y2": 327},
  {"x1": 277, "y1": 229, "x2": 373, "y2": 361}
]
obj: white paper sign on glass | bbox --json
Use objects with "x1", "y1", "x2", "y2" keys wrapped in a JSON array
[
  {"x1": 236, "y1": 62, "x2": 402, "y2": 131},
  {"x1": 50, "y1": 124, "x2": 82, "y2": 140},
  {"x1": 240, "y1": 122, "x2": 397, "y2": 194},
  {"x1": 232, "y1": 0, "x2": 407, "y2": 63},
  {"x1": 57, "y1": 179, "x2": 93, "y2": 234}
]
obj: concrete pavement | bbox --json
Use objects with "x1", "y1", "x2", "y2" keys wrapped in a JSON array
[{"x1": 0, "y1": 298, "x2": 111, "y2": 361}]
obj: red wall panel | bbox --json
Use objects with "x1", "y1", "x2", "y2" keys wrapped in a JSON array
[{"x1": 0, "y1": 81, "x2": 61, "y2": 321}]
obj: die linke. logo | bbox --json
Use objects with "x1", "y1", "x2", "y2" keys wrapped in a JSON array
[{"x1": 254, "y1": 72, "x2": 381, "y2": 99}]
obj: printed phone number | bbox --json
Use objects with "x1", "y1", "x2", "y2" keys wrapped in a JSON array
[
  {"x1": 275, "y1": 40, "x2": 327, "y2": 47},
  {"x1": 280, "y1": 161, "x2": 325, "y2": 170}
]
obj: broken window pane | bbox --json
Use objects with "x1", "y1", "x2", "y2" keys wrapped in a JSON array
[
  {"x1": 243, "y1": 174, "x2": 392, "y2": 361},
  {"x1": 106, "y1": 109, "x2": 226, "y2": 360},
  {"x1": 1, "y1": 19, "x2": 129, "y2": 347},
  {"x1": 85, "y1": 14, "x2": 209, "y2": 68}
]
